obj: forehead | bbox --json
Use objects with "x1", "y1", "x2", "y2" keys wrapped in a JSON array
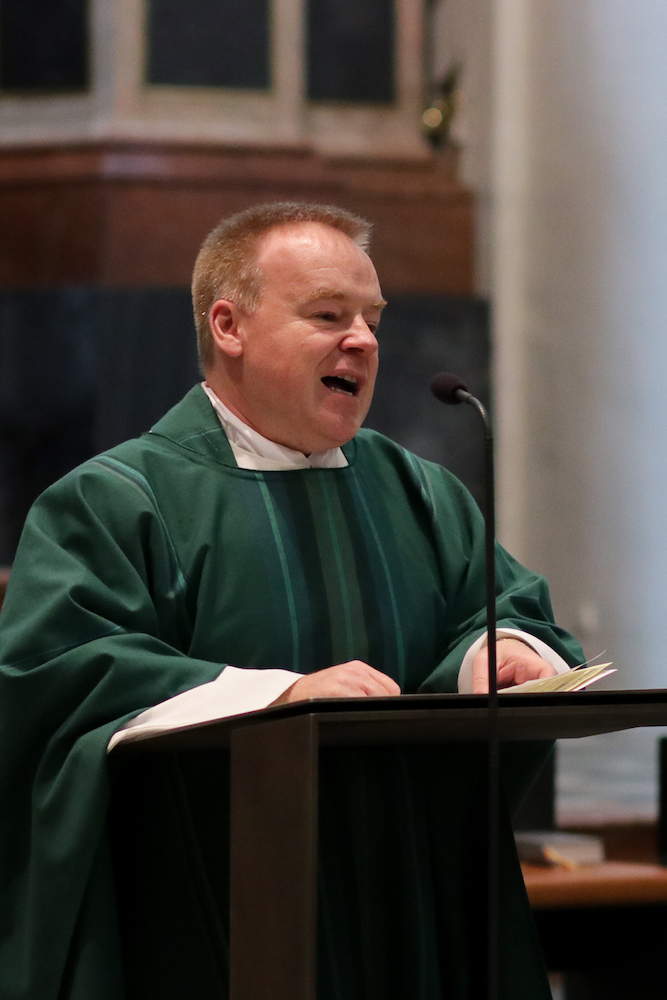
[{"x1": 256, "y1": 222, "x2": 381, "y2": 299}]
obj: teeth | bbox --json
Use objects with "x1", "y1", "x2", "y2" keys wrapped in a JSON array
[{"x1": 322, "y1": 374, "x2": 359, "y2": 396}]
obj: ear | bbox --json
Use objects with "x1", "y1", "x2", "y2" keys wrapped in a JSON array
[{"x1": 209, "y1": 299, "x2": 244, "y2": 358}]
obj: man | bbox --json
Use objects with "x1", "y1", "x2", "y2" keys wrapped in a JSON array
[{"x1": 0, "y1": 202, "x2": 582, "y2": 999}]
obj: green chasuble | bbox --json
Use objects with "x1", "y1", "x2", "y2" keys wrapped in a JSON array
[{"x1": 0, "y1": 385, "x2": 583, "y2": 1000}]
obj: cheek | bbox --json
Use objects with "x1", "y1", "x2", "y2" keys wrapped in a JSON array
[
  {"x1": 364, "y1": 364, "x2": 379, "y2": 397},
  {"x1": 274, "y1": 362, "x2": 318, "y2": 406}
]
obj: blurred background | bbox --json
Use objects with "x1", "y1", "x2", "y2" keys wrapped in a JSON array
[{"x1": 1, "y1": 0, "x2": 667, "y2": 848}]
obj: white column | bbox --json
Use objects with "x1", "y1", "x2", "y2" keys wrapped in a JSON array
[
  {"x1": 490, "y1": 0, "x2": 532, "y2": 562},
  {"x1": 492, "y1": 0, "x2": 667, "y2": 820}
]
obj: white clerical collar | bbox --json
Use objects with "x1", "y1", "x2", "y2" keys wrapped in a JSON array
[{"x1": 202, "y1": 383, "x2": 348, "y2": 471}]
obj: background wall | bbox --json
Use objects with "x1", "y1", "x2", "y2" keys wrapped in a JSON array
[
  {"x1": 489, "y1": 0, "x2": 667, "y2": 820},
  {"x1": 431, "y1": 0, "x2": 494, "y2": 293},
  {"x1": 430, "y1": 0, "x2": 667, "y2": 820}
]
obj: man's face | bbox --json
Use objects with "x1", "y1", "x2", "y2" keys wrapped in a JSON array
[{"x1": 210, "y1": 222, "x2": 384, "y2": 454}]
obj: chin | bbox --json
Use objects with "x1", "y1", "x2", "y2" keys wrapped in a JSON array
[
  {"x1": 314, "y1": 423, "x2": 360, "y2": 452},
  {"x1": 290, "y1": 412, "x2": 364, "y2": 454}
]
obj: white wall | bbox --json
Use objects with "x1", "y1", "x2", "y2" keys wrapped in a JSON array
[
  {"x1": 431, "y1": 0, "x2": 494, "y2": 292},
  {"x1": 434, "y1": 0, "x2": 667, "y2": 819},
  {"x1": 491, "y1": 0, "x2": 667, "y2": 820}
]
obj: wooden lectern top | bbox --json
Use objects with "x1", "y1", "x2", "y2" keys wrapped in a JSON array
[{"x1": 114, "y1": 688, "x2": 667, "y2": 754}]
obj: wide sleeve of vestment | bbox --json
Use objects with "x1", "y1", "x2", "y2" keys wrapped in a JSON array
[
  {"x1": 0, "y1": 457, "x2": 224, "y2": 1000},
  {"x1": 396, "y1": 450, "x2": 584, "y2": 693}
]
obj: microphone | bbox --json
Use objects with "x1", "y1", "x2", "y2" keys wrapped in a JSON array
[
  {"x1": 430, "y1": 371, "x2": 471, "y2": 405},
  {"x1": 430, "y1": 369, "x2": 496, "y2": 693},
  {"x1": 430, "y1": 376, "x2": 495, "y2": 625},
  {"x1": 430, "y1": 371, "x2": 499, "y2": 1000}
]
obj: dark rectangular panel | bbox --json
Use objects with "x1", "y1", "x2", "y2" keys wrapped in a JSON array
[
  {"x1": 307, "y1": 0, "x2": 394, "y2": 102},
  {"x1": 0, "y1": 0, "x2": 89, "y2": 92},
  {"x1": 0, "y1": 289, "x2": 98, "y2": 563},
  {"x1": 365, "y1": 295, "x2": 490, "y2": 511},
  {"x1": 92, "y1": 288, "x2": 200, "y2": 452},
  {"x1": 0, "y1": 288, "x2": 201, "y2": 564},
  {"x1": 147, "y1": 0, "x2": 270, "y2": 89}
]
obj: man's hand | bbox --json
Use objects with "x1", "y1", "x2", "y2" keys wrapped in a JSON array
[
  {"x1": 471, "y1": 638, "x2": 557, "y2": 694},
  {"x1": 271, "y1": 661, "x2": 401, "y2": 705}
]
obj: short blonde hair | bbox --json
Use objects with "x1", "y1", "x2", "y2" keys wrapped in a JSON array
[{"x1": 192, "y1": 201, "x2": 372, "y2": 369}]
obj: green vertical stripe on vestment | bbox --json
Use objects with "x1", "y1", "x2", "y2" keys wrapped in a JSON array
[
  {"x1": 261, "y1": 474, "x2": 334, "y2": 673},
  {"x1": 304, "y1": 476, "x2": 368, "y2": 665},
  {"x1": 318, "y1": 478, "x2": 355, "y2": 660},
  {"x1": 300, "y1": 476, "x2": 350, "y2": 666},
  {"x1": 332, "y1": 476, "x2": 387, "y2": 673},
  {"x1": 257, "y1": 479, "x2": 300, "y2": 672},
  {"x1": 326, "y1": 479, "x2": 369, "y2": 661},
  {"x1": 347, "y1": 473, "x2": 406, "y2": 687}
]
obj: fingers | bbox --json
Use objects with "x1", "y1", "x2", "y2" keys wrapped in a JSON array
[
  {"x1": 471, "y1": 648, "x2": 490, "y2": 694},
  {"x1": 471, "y1": 640, "x2": 557, "y2": 693},
  {"x1": 356, "y1": 662, "x2": 402, "y2": 696},
  {"x1": 280, "y1": 661, "x2": 401, "y2": 703},
  {"x1": 497, "y1": 660, "x2": 556, "y2": 684},
  {"x1": 496, "y1": 639, "x2": 558, "y2": 688}
]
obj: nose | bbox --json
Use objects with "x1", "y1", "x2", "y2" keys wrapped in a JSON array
[{"x1": 342, "y1": 315, "x2": 379, "y2": 356}]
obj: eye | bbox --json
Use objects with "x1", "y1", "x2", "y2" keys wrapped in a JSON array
[{"x1": 314, "y1": 311, "x2": 339, "y2": 322}]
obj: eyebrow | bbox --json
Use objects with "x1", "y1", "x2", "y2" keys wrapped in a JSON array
[{"x1": 306, "y1": 287, "x2": 388, "y2": 309}]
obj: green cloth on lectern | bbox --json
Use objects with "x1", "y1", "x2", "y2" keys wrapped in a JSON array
[{"x1": 0, "y1": 385, "x2": 583, "y2": 999}]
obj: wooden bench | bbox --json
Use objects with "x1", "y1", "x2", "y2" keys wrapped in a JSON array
[
  {"x1": 523, "y1": 859, "x2": 667, "y2": 908},
  {"x1": 523, "y1": 856, "x2": 667, "y2": 998}
]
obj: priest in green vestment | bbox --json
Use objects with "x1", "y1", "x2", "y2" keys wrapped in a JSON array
[{"x1": 0, "y1": 202, "x2": 583, "y2": 1000}]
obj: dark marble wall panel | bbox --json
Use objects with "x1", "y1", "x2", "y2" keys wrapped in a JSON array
[
  {"x1": 366, "y1": 295, "x2": 490, "y2": 509},
  {"x1": 147, "y1": 0, "x2": 270, "y2": 89},
  {"x1": 0, "y1": 289, "x2": 488, "y2": 563},
  {"x1": 0, "y1": 290, "x2": 98, "y2": 561},
  {"x1": 93, "y1": 289, "x2": 201, "y2": 451},
  {"x1": 0, "y1": 0, "x2": 89, "y2": 91},
  {"x1": 307, "y1": 0, "x2": 394, "y2": 102},
  {"x1": 0, "y1": 289, "x2": 201, "y2": 562}
]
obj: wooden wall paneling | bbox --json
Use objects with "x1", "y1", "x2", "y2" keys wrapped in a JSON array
[
  {"x1": 0, "y1": 144, "x2": 474, "y2": 294},
  {"x1": 100, "y1": 183, "x2": 341, "y2": 287},
  {"x1": 344, "y1": 197, "x2": 474, "y2": 295},
  {"x1": 0, "y1": 183, "x2": 107, "y2": 286}
]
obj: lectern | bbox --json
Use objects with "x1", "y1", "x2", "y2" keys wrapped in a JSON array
[{"x1": 112, "y1": 689, "x2": 667, "y2": 1000}]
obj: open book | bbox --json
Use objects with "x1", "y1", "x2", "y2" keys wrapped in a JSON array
[{"x1": 501, "y1": 662, "x2": 615, "y2": 695}]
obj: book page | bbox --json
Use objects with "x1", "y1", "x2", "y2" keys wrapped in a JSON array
[{"x1": 500, "y1": 662, "x2": 615, "y2": 695}]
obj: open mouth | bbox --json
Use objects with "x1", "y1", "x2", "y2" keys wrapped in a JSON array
[{"x1": 321, "y1": 375, "x2": 359, "y2": 397}]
